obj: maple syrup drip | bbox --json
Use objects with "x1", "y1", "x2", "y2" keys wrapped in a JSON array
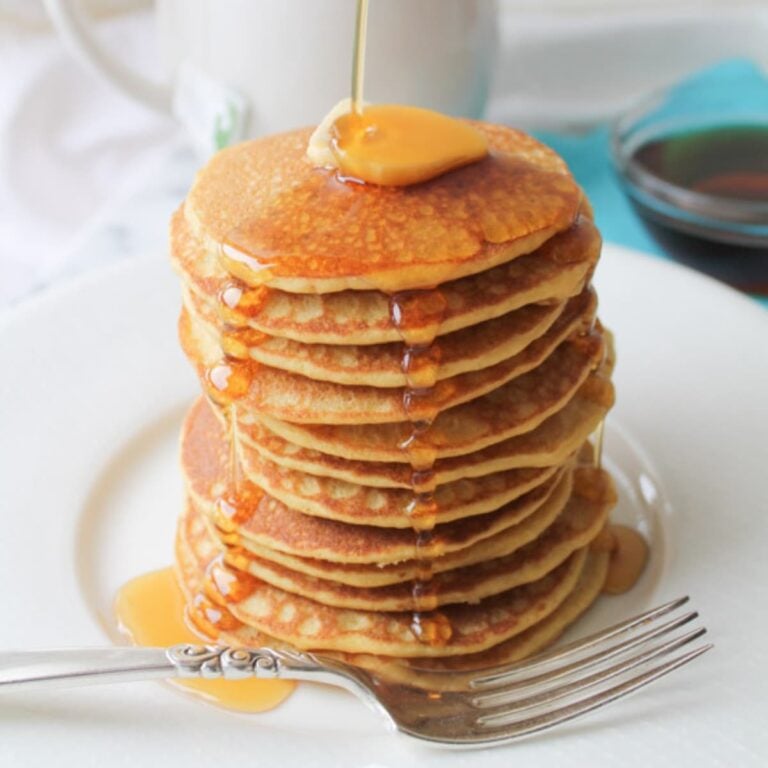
[
  {"x1": 390, "y1": 289, "x2": 448, "y2": 347},
  {"x1": 219, "y1": 281, "x2": 244, "y2": 310},
  {"x1": 402, "y1": 343, "x2": 442, "y2": 389},
  {"x1": 217, "y1": 280, "x2": 247, "y2": 326},
  {"x1": 204, "y1": 359, "x2": 252, "y2": 405},
  {"x1": 212, "y1": 485, "x2": 265, "y2": 535},
  {"x1": 188, "y1": 590, "x2": 244, "y2": 636},
  {"x1": 405, "y1": 493, "x2": 439, "y2": 532},
  {"x1": 204, "y1": 553, "x2": 259, "y2": 606},
  {"x1": 202, "y1": 298, "x2": 265, "y2": 410},
  {"x1": 398, "y1": 425, "x2": 438, "y2": 475},
  {"x1": 213, "y1": 496, "x2": 242, "y2": 534},
  {"x1": 387, "y1": 286, "x2": 453, "y2": 647},
  {"x1": 411, "y1": 610, "x2": 454, "y2": 647},
  {"x1": 220, "y1": 323, "x2": 269, "y2": 360},
  {"x1": 217, "y1": 279, "x2": 272, "y2": 325},
  {"x1": 220, "y1": 238, "x2": 277, "y2": 286},
  {"x1": 411, "y1": 467, "x2": 437, "y2": 496},
  {"x1": 408, "y1": 508, "x2": 452, "y2": 645},
  {"x1": 212, "y1": 411, "x2": 268, "y2": 540},
  {"x1": 601, "y1": 525, "x2": 649, "y2": 595},
  {"x1": 220, "y1": 326, "x2": 248, "y2": 360}
]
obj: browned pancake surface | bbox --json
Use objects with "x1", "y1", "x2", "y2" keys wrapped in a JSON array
[{"x1": 185, "y1": 124, "x2": 583, "y2": 293}]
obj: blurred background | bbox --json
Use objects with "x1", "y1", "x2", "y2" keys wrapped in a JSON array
[{"x1": 2, "y1": 0, "x2": 768, "y2": 308}]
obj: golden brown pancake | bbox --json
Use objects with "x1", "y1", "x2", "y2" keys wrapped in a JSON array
[
  {"x1": 237, "y1": 442, "x2": 564, "y2": 528},
  {"x1": 184, "y1": 124, "x2": 583, "y2": 293},
  {"x1": 344, "y1": 548, "x2": 610, "y2": 687},
  {"x1": 176, "y1": 500, "x2": 589, "y2": 657},
  {"x1": 238, "y1": 374, "x2": 613, "y2": 488},
  {"x1": 210, "y1": 473, "x2": 573, "y2": 588},
  {"x1": 181, "y1": 397, "x2": 579, "y2": 561},
  {"x1": 170, "y1": 209, "x2": 599, "y2": 345},
  {"x1": 179, "y1": 384, "x2": 584, "y2": 532},
  {"x1": 174, "y1": 491, "x2": 610, "y2": 689},
  {"x1": 183, "y1": 279, "x2": 576, "y2": 387},
  {"x1": 251, "y1": 341, "x2": 605, "y2": 463},
  {"x1": 220, "y1": 466, "x2": 613, "y2": 610},
  {"x1": 179, "y1": 292, "x2": 601, "y2": 425}
]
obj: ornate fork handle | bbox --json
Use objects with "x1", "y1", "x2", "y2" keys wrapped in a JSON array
[
  {"x1": 0, "y1": 645, "x2": 350, "y2": 693},
  {"x1": 167, "y1": 644, "x2": 325, "y2": 681}
]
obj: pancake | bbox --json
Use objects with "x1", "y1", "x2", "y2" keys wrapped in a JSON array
[
  {"x1": 183, "y1": 394, "x2": 569, "y2": 530},
  {"x1": 183, "y1": 278, "x2": 576, "y2": 387},
  {"x1": 238, "y1": 440, "x2": 564, "y2": 528},
  {"x1": 180, "y1": 292, "x2": 601, "y2": 425},
  {"x1": 238, "y1": 374, "x2": 613, "y2": 488},
  {"x1": 212, "y1": 471, "x2": 573, "y2": 587},
  {"x1": 171, "y1": 209, "x2": 599, "y2": 345},
  {"x1": 176, "y1": 500, "x2": 590, "y2": 657},
  {"x1": 175, "y1": 492, "x2": 610, "y2": 689},
  {"x1": 182, "y1": 397, "x2": 577, "y2": 563},
  {"x1": 343, "y1": 548, "x2": 610, "y2": 688},
  {"x1": 221, "y1": 466, "x2": 613, "y2": 610},
  {"x1": 184, "y1": 124, "x2": 583, "y2": 293},
  {"x1": 252, "y1": 339, "x2": 606, "y2": 461}
]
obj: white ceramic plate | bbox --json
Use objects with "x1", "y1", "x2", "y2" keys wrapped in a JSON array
[{"x1": 1, "y1": 245, "x2": 767, "y2": 767}]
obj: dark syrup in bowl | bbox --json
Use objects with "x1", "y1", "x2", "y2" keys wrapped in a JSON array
[{"x1": 616, "y1": 124, "x2": 768, "y2": 294}]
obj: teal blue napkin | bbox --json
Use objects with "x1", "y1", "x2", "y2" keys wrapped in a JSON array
[{"x1": 533, "y1": 58, "x2": 768, "y2": 307}]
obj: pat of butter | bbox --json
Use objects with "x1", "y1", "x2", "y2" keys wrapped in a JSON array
[
  {"x1": 307, "y1": 98, "x2": 357, "y2": 168},
  {"x1": 307, "y1": 100, "x2": 488, "y2": 186}
]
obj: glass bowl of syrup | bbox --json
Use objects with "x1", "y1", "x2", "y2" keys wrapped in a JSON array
[{"x1": 611, "y1": 67, "x2": 768, "y2": 294}]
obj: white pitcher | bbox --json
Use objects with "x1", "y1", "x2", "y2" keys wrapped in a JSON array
[{"x1": 44, "y1": 0, "x2": 498, "y2": 153}]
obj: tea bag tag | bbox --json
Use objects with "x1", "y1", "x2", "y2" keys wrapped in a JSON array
[{"x1": 172, "y1": 61, "x2": 249, "y2": 157}]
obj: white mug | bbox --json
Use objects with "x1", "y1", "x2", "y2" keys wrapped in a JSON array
[{"x1": 44, "y1": 0, "x2": 498, "y2": 151}]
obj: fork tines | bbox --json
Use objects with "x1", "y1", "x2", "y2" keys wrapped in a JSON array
[{"x1": 461, "y1": 596, "x2": 712, "y2": 743}]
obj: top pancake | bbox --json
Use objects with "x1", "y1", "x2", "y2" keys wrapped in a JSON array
[{"x1": 184, "y1": 123, "x2": 583, "y2": 293}]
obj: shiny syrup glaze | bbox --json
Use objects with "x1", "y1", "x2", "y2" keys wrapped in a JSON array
[
  {"x1": 217, "y1": 280, "x2": 273, "y2": 326},
  {"x1": 201, "y1": 280, "x2": 277, "y2": 403},
  {"x1": 218, "y1": 147, "x2": 579, "y2": 293}
]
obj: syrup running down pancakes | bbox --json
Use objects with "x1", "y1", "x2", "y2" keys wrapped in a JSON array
[{"x1": 147, "y1": 110, "x2": 642, "y2": 698}]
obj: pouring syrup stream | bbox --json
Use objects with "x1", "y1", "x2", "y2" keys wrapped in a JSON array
[{"x1": 351, "y1": 0, "x2": 369, "y2": 115}]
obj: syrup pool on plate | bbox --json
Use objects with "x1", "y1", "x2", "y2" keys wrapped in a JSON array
[{"x1": 115, "y1": 568, "x2": 295, "y2": 713}]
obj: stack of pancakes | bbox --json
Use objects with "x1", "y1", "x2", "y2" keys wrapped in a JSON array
[{"x1": 170, "y1": 123, "x2": 618, "y2": 687}]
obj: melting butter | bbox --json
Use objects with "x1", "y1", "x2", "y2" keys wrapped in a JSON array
[{"x1": 308, "y1": 101, "x2": 488, "y2": 186}]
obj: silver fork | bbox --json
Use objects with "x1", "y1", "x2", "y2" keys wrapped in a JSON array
[{"x1": 0, "y1": 596, "x2": 710, "y2": 747}]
